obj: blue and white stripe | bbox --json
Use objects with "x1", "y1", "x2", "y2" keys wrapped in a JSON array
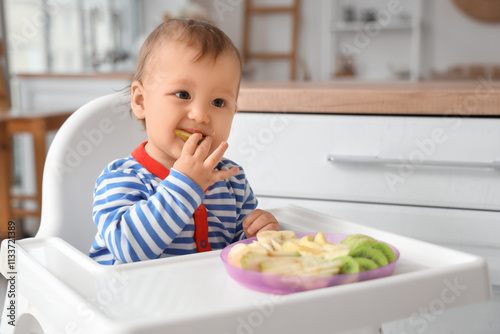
[{"x1": 89, "y1": 157, "x2": 257, "y2": 265}]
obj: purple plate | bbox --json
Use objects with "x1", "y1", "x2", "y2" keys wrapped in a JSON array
[{"x1": 220, "y1": 233, "x2": 400, "y2": 294}]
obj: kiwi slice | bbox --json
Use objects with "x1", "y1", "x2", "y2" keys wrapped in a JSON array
[
  {"x1": 174, "y1": 129, "x2": 206, "y2": 144},
  {"x1": 353, "y1": 257, "x2": 379, "y2": 271},
  {"x1": 340, "y1": 234, "x2": 365, "y2": 246},
  {"x1": 341, "y1": 234, "x2": 377, "y2": 251},
  {"x1": 369, "y1": 242, "x2": 397, "y2": 263},
  {"x1": 336, "y1": 256, "x2": 360, "y2": 274},
  {"x1": 350, "y1": 245, "x2": 389, "y2": 267}
]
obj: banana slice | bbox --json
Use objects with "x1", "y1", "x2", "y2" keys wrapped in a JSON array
[
  {"x1": 314, "y1": 231, "x2": 328, "y2": 245},
  {"x1": 256, "y1": 230, "x2": 296, "y2": 244}
]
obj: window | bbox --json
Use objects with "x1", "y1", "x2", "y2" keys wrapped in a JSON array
[{"x1": 5, "y1": 0, "x2": 139, "y2": 74}]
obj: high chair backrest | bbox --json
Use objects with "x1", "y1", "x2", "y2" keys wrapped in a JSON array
[{"x1": 37, "y1": 93, "x2": 147, "y2": 254}]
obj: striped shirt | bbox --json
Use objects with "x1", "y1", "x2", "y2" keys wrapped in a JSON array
[{"x1": 89, "y1": 142, "x2": 257, "y2": 265}]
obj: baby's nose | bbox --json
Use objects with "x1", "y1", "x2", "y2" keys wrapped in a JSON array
[{"x1": 188, "y1": 106, "x2": 209, "y2": 123}]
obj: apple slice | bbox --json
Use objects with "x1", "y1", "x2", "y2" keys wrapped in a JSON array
[
  {"x1": 260, "y1": 256, "x2": 342, "y2": 276},
  {"x1": 228, "y1": 243, "x2": 268, "y2": 268}
]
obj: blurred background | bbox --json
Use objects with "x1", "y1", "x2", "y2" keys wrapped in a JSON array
[
  {"x1": 4, "y1": 0, "x2": 500, "y2": 84},
  {"x1": 1, "y1": 0, "x2": 500, "y2": 237}
]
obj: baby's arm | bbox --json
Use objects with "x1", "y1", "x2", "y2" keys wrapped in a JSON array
[
  {"x1": 92, "y1": 167, "x2": 204, "y2": 263},
  {"x1": 242, "y1": 209, "x2": 280, "y2": 238}
]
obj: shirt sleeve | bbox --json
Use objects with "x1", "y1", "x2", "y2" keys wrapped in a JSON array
[{"x1": 92, "y1": 168, "x2": 204, "y2": 263}]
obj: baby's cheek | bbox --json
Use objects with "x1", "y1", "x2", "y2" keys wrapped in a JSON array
[{"x1": 173, "y1": 142, "x2": 184, "y2": 158}]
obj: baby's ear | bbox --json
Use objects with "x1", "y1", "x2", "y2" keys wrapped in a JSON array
[{"x1": 130, "y1": 81, "x2": 146, "y2": 119}]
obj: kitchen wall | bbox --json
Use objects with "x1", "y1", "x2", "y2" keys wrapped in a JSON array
[
  {"x1": 421, "y1": 0, "x2": 500, "y2": 74},
  {"x1": 159, "y1": 0, "x2": 500, "y2": 81},
  {"x1": 8, "y1": 0, "x2": 500, "y2": 83}
]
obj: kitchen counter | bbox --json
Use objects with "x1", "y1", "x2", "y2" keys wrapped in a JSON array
[
  {"x1": 14, "y1": 72, "x2": 133, "y2": 111},
  {"x1": 237, "y1": 81, "x2": 500, "y2": 115}
]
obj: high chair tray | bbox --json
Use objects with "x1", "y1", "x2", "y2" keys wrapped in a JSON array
[{"x1": 0, "y1": 206, "x2": 491, "y2": 334}]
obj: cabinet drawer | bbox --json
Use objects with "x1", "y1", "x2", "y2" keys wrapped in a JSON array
[{"x1": 226, "y1": 113, "x2": 500, "y2": 211}]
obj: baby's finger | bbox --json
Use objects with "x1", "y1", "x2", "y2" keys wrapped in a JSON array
[
  {"x1": 193, "y1": 135, "x2": 212, "y2": 158},
  {"x1": 205, "y1": 141, "x2": 229, "y2": 167},
  {"x1": 210, "y1": 166, "x2": 239, "y2": 184},
  {"x1": 182, "y1": 133, "x2": 203, "y2": 155},
  {"x1": 257, "y1": 223, "x2": 281, "y2": 233}
]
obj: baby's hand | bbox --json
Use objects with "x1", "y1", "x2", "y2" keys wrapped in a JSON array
[
  {"x1": 242, "y1": 209, "x2": 280, "y2": 238},
  {"x1": 173, "y1": 133, "x2": 239, "y2": 190}
]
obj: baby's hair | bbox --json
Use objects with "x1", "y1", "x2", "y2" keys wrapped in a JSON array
[{"x1": 133, "y1": 18, "x2": 242, "y2": 84}]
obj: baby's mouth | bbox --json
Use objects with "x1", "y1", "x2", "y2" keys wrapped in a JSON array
[{"x1": 174, "y1": 129, "x2": 206, "y2": 144}]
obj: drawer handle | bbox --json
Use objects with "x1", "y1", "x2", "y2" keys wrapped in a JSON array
[{"x1": 327, "y1": 154, "x2": 500, "y2": 169}]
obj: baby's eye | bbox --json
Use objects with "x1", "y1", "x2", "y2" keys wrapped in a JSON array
[
  {"x1": 212, "y1": 98, "x2": 225, "y2": 108},
  {"x1": 175, "y1": 91, "x2": 191, "y2": 100}
]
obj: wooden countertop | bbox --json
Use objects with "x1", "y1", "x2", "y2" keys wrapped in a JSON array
[
  {"x1": 237, "y1": 81, "x2": 500, "y2": 115},
  {"x1": 12, "y1": 76, "x2": 500, "y2": 115}
]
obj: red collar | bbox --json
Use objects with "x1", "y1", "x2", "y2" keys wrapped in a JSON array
[{"x1": 131, "y1": 141, "x2": 170, "y2": 179}]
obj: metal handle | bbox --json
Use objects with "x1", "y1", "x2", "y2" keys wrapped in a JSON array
[{"x1": 327, "y1": 154, "x2": 500, "y2": 169}]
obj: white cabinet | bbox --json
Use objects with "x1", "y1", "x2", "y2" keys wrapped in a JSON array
[
  {"x1": 228, "y1": 113, "x2": 500, "y2": 210},
  {"x1": 225, "y1": 112, "x2": 500, "y2": 284},
  {"x1": 321, "y1": 0, "x2": 423, "y2": 81}
]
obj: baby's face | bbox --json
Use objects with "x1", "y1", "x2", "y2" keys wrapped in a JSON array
[{"x1": 132, "y1": 41, "x2": 241, "y2": 168}]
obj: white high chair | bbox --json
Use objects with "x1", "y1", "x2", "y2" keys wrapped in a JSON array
[
  {"x1": 0, "y1": 94, "x2": 492, "y2": 334},
  {"x1": 36, "y1": 92, "x2": 146, "y2": 253}
]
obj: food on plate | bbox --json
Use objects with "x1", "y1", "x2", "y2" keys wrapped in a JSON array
[
  {"x1": 335, "y1": 256, "x2": 360, "y2": 274},
  {"x1": 257, "y1": 230, "x2": 296, "y2": 244},
  {"x1": 350, "y1": 245, "x2": 388, "y2": 267},
  {"x1": 353, "y1": 257, "x2": 379, "y2": 271},
  {"x1": 174, "y1": 129, "x2": 206, "y2": 144},
  {"x1": 340, "y1": 234, "x2": 377, "y2": 251},
  {"x1": 369, "y1": 242, "x2": 397, "y2": 263},
  {"x1": 227, "y1": 231, "x2": 397, "y2": 277},
  {"x1": 227, "y1": 243, "x2": 268, "y2": 269},
  {"x1": 343, "y1": 235, "x2": 397, "y2": 271}
]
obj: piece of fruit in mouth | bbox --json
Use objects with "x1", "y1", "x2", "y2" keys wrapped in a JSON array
[{"x1": 174, "y1": 129, "x2": 206, "y2": 144}]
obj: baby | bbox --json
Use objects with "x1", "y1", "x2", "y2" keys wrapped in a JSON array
[{"x1": 89, "y1": 18, "x2": 280, "y2": 265}]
